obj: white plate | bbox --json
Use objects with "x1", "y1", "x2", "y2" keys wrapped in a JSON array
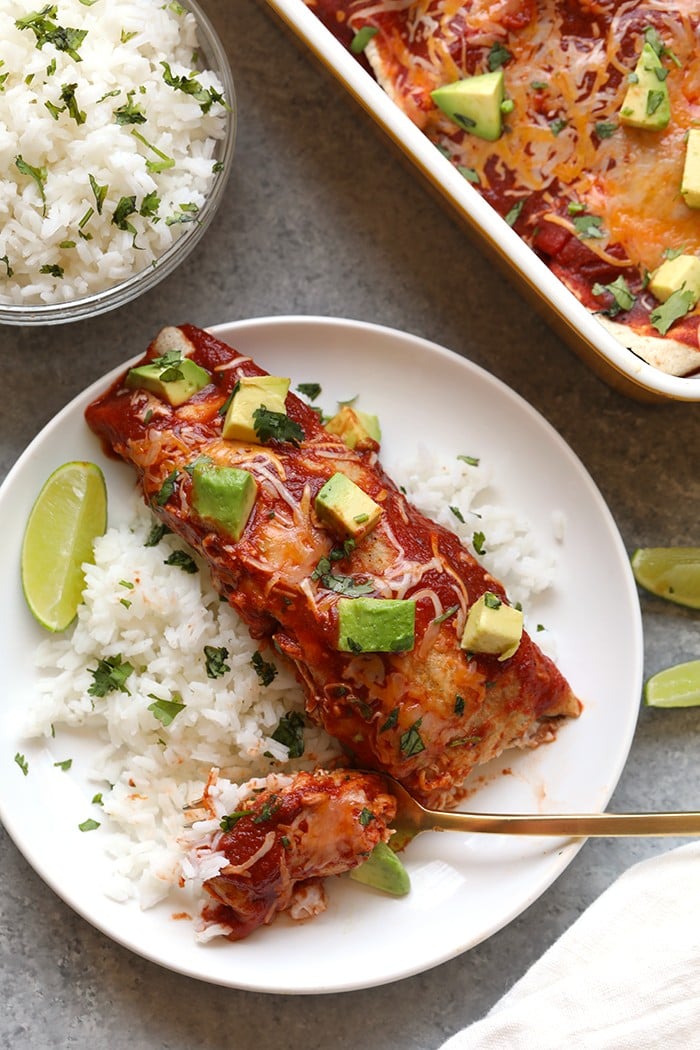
[{"x1": 0, "y1": 316, "x2": 643, "y2": 993}]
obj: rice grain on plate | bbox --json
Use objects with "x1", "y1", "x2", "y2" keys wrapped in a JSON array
[
  {"x1": 26, "y1": 454, "x2": 563, "y2": 908},
  {"x1": 0, "y1": 0, "x2": 229, "y2": 305}
]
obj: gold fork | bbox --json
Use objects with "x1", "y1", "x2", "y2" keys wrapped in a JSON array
[
  {"x1": 184, "y1": 771, "x2": 700, "y2": 845},
  {"x1": 379, "y1": 773, "x2": 700, "y2": 850}
]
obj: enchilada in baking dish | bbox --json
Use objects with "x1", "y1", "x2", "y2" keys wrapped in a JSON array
[{"x1": 305, "y1": 1, "x2": 700, "y2": 378}]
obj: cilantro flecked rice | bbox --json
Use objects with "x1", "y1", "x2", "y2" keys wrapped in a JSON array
[{"x1": 0, "y1": 0, "x2": 230, "y2": 306}]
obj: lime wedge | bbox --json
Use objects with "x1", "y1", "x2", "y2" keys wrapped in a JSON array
[
  {"x1": 644, "y1": 660, "x2": 700, "y2": 708},
  {"x1": 21, "y1": 461, "x2": 107, "y2": 632},
  {"x1": 631, "y1": 547, "x2": 700, "y2": 609}
]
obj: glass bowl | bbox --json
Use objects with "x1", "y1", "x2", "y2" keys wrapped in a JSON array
[{"x1": 0, "y1": 0, "x2": 235, "y2": 326}]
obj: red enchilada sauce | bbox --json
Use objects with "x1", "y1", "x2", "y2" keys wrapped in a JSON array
[
  {"x1": 303, "y1": 0, "x2": 700, "y2": 368},
  {"x1": 86, "y1": 323, "x2": 580, "y2": 811}
]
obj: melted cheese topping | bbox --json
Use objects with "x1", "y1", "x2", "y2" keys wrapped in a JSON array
[{"x1": 349, "y1": 0, "x2": 700, "y2": 273}]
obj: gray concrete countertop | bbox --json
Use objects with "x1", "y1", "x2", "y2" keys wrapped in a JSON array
[{"x1": 1, "y1": 2, "x2": 699, "y2": 1047}]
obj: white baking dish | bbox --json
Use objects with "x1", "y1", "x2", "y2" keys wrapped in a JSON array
[{"x1": 265, "y1": 0, "x2": 700, "y2": 403}]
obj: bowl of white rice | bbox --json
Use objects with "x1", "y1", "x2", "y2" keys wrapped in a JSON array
[{"x1": 0, "y1": 0, "x2": 235, "y2": 325}]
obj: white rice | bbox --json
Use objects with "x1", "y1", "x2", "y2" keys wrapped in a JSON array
[
  {"x1": 0, "y1": 0, "x2": 229, "y2": 305},
  {"x1": 25, "y1": 452, "x2": 564, "y2": 909}
]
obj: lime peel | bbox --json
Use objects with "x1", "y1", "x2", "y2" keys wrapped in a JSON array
[{"x1": 21, "y1": 461, "x2": 107, "y2": 632}]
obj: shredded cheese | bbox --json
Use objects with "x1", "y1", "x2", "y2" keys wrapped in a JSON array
[{"x1": 349, "y1": 0, "x2": 700, "y2": 273}]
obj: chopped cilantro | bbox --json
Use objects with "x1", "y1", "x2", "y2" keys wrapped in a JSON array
[
  {"x1": 449, "y1": 505, "x2": 465, "y2": 524},
  {"x1": 296, "y1": 382, "x2": 322, "y2": 401},
  {"x1": 220, "y1": 811, "x2": 249, "y2": 832},
  {"x1": 572, "y1": 214, "x2": 605, "y2": 240},
  {"x1": 253, "y1": 406, "x2": 305, "y2": 446},
  {"x1": 53, "y1": 758, "x2": 72, "y2": 771},
  {"x1": 160, "y1": 60, "x2": 227, "y2": 113},
  {"x1": 472, "y1": 530, "x2": 487, "y2": 555},
  {"x1": 315, "y1": 573, "x2": 374, "y2": 597},
  {"x1": 504, "y1": 199, "x2": 525, "y2": 226},
  {"x1": 253, "y1": 796, "x2": 282, "y2": 824},
  {"x1": 15, "y1": 6, "x2": 88, "y2": 62},
  {"x1": 457, "y1": 166, "x2": 480, "y2": 184},
  {"x1": 147, "y1": 695, "x2": 185, "y2": 727},
  {"x1": 271, "y1": 711, "x2": 305, "y2": 758},
  {"x1": 643, "y1": 25, "x2": 681, "y2": 66},
  {"x1": 549, "y1": 117, "x2": 568, "y2": 136},
  {"x1": 14, "y1": 752, "x2": 29, "y2": 776},
  {"x1": 399, "y1": 719, "x2": 425, "y2": 758},
  {"x1": 454, "y1": 695, "x2": 465, "y2": 716},
  {"x1": 592, "y1": 275, "x2": 636, "y2": 317},
  {"x1": 144, "y1": 520, "x2": 171, "y2": 546},
  {"x1": 165, "y1": 203, "x2": 199, "y2": 226},
  {"x1": 111, "y1": 195, "x2": 137, "y2": 234},
  {"x1": 40, "y1": 264, "x2": 64, "y2": 277},
  {"x1": 457, "y1": 454, "x2": 480, "y2": 466},
  {"x1": 358, "y1": 807, "x2": 375, "y2": 827},
  {"x1": 114, "y1": 91, "x2": 147, "y2": 125},
  {"x1": 131, "y1": 129, "x2": 175, "y2": 173},
  {"x1": 58, "y1": 82, "x2": 86, "y2": 125},
  {"x1": 204, "y1": 645, "x2": 230, "y2": 679},
  {"x1": 149, "y1": 348, "x2": 185, "y2": 382},
  {"x1": 87, "y1": 654, "x2": 133, "y2": 697},
  {"x1": 650, "y1": 288, "x2": 695, "y2": 335},
  {"x1": 252, "y1": 649, "x2": 278, "y2": 686},
  {"x1": 15, "y1": 155, "x2": 47, "y2": 214},
  {"x1": 380, "y1": 707, "x2": 399, "y2": 733},
  {"x1": 78, "y1": 818, "x2": 100, "y2": 832},
  {"x1": 154, "y1": 469, "x2": 179, "y2": 506},
  {"x1": 483, "y1": 592, "x2": 502, "y2": 609},
  {"x1": 0, "y1": 255, "x2": 13, "y2": 277},
  {"x1": 164, "y1": 550, "x2": 198, "y2": 574},
  {"x1": 646, "y1": 89, "x2": 666, "y2": 116},
  {"x1": 452, "y1": 112, "x2": 477, "y2": 131},
  {"x1": 487, "y1": 41, "x2": 512, "y2": 71}
]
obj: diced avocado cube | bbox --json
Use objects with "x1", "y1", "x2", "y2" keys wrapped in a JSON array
[
  {"x1": 349, "y1": 841, "x2": 410, "y2": 896},
  {"x1": 649, "y1": 254, "x2": 700, "y2": 305},
  {"x1": 619, "y1": 43, "x2": 670, "y2": 131},
  {"x1": 337, "y1": 597, "x2": 415, "y2": 653},
  {"x1": 222, "y1": 375, "x2": 290, "y2": 443},
  {"x1": 191, "y1": 460, "x2": 257, "y2": 540},
  {"x1": 431, "y1": 70, "x2": 506, "y2": 142},
  {"x1": 681, "y1": 129, "x2": 700, "y2": 209},
  {"x1": 126, "y1": 356, "x2": 210, "y2": 407},
  {"x1": 460, "y1": 591, "x2": 523, "y2": 661},
  {"x1": 316, "y1": 472, "x2": 382, "y2": 540},
  {"x1": 326, "y1": 406, "x2": 381, "y2": 450}
]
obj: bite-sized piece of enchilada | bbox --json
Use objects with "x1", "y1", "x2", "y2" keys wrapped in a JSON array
[
  {"x1": 307, "y1": 0, "x2": 700, "y2": 377},
  {"x1": 85, "y1": 323, "x2": 581, "y2": 809},
  {"x1": 184, "y1": 768, "x2": 397, "y2": 940}
]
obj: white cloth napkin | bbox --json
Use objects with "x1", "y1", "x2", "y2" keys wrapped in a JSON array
[{"x1": 440, "y1": 843, "x2": 700, "y2": 1050}]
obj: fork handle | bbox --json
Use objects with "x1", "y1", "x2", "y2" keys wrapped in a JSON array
[{"x1": 430, "y1": 810, "x2": 700, "y2": 838}]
